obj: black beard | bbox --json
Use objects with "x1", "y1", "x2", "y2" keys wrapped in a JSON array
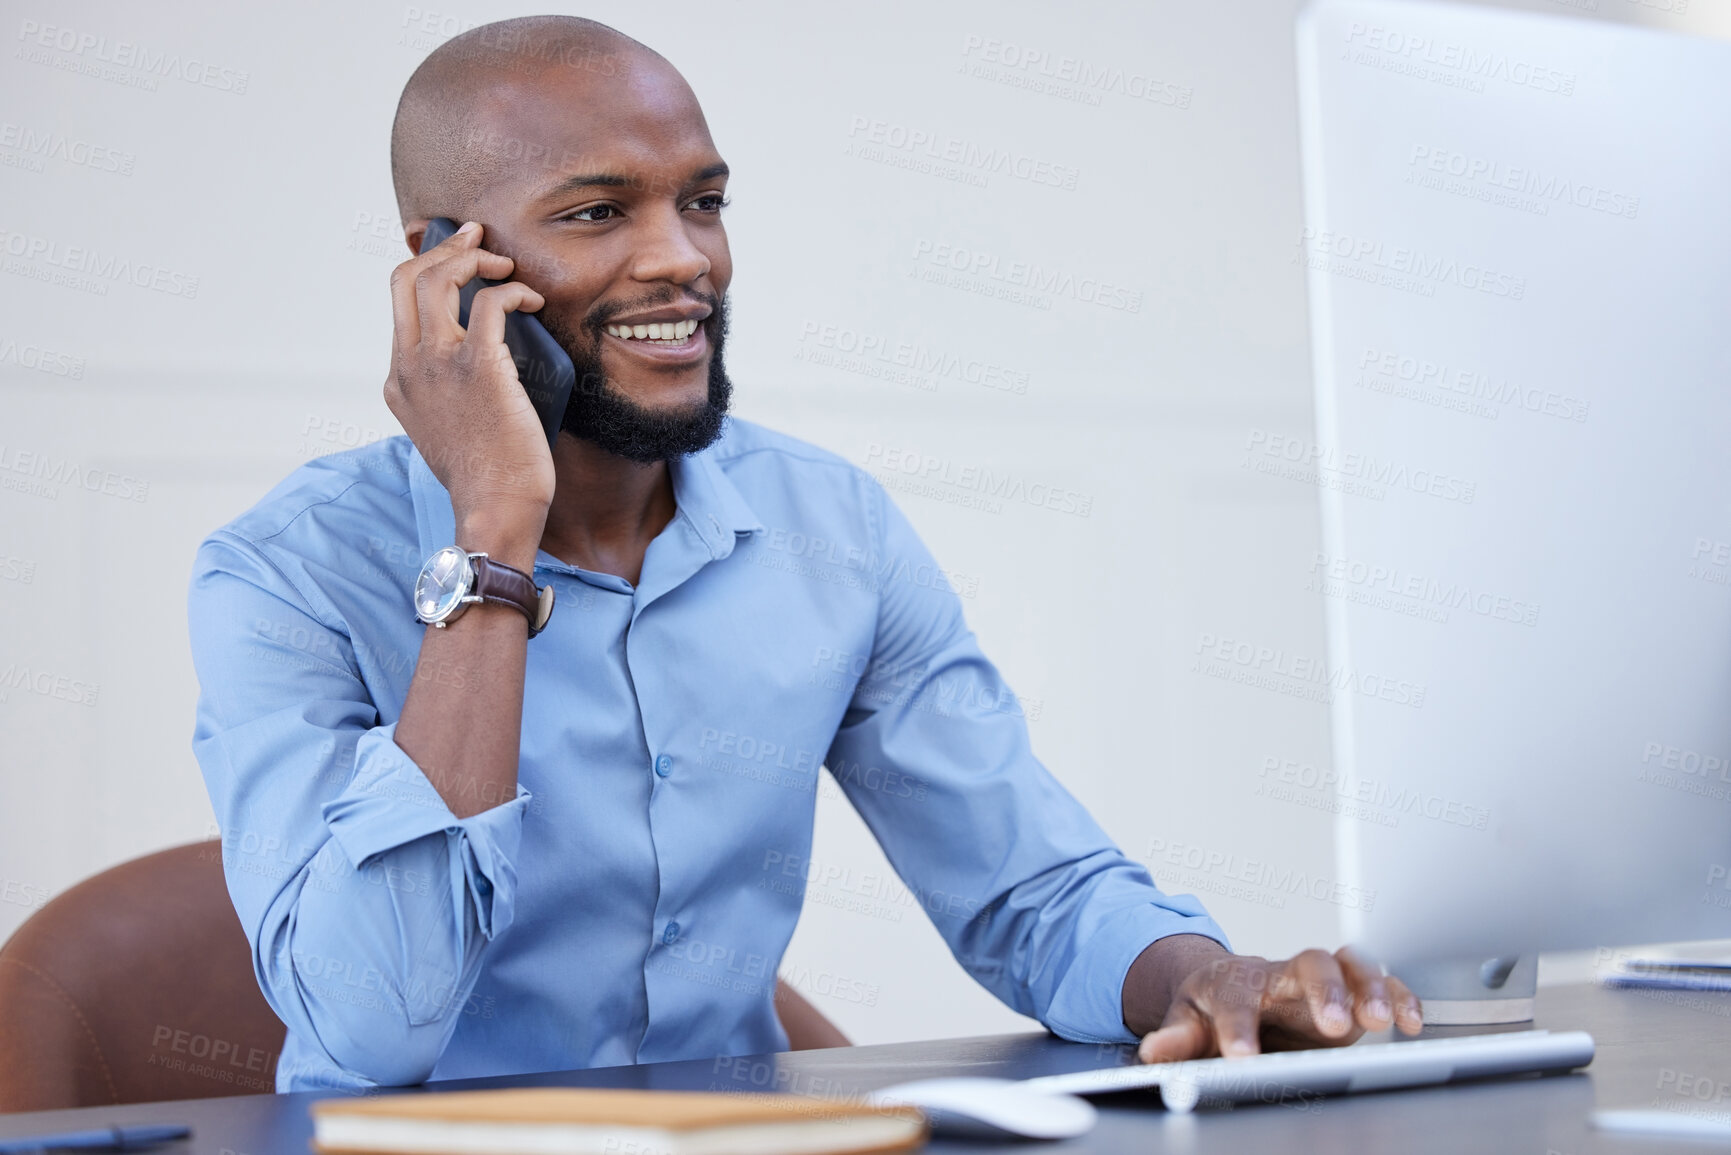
[{"x1": 539, "y1": 292, "x2": 733, "y2": 464}]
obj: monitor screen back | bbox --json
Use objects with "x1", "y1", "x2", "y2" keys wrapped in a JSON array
[{"x1": 1295, "y1": 0, "x2": 1731, "y2": 965}]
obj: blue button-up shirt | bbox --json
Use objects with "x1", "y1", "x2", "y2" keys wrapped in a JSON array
[{"x1": 186, "y1": 418, "x2": 1229, "y2": 1092}]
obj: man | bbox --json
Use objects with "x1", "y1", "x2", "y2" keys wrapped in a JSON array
[{"x1": 188, "y1": 15, "x2": 1421, "y2": 1093}]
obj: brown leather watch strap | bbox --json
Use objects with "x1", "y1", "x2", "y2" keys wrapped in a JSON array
[{"x1": 470, "y1": 556, "x2": 555, "y2": 638}]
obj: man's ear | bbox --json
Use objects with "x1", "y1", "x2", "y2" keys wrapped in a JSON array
[{"x1": 403, "y1": 219, "x2": 432, "y2": 257}]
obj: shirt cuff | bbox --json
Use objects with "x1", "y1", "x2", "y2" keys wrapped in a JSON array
[
  {"x1": 1040, "y1": 897, "x2": 1233, "y2": 1045},
  {"x1": 321, "y1": 722, "x2": 531, "y2": 938}
]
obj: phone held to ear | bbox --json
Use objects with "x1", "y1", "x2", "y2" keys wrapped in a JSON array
[{"x1": 418, "y1": 217, "x2": 576, "y2": 453}]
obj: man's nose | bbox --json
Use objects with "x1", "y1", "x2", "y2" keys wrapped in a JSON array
[{"x1": 630, "y1": 205, "x2": 710, "y2": 286}]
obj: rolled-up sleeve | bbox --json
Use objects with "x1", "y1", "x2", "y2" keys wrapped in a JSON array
[
  {"x1": 825, "y1": 482, "x2": 1231, "y2": 1045},
  {"x1": 188, "y1": 530, "x2": 529, "y2": 1087}
]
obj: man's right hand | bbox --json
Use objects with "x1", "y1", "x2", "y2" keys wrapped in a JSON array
[
  {"x1": 386, "y1": 221, "x2": 551, "y2": 819},
  {"x1": 386, "y1": 220, "x2": 554, "y2": 562}
]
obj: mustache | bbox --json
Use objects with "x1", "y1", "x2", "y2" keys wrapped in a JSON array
[
  {"x1": 586, "y1": 288, "x2": 721, "y2": 335},
  {"x1": 537, "y1": 293, "x2": 728, "y2": 367}
]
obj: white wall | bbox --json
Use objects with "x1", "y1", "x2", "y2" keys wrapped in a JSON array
[{"x1": 0, "y1": 0, "x2": 1718, "y2": 1048}]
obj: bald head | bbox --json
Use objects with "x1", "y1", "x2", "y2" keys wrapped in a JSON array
[
  {"x1": 390, "y1": 15, "x2": 679, "y2": 222},
  {"x1": 385, "y1": 17, "x2": 733, "y2": 461}
]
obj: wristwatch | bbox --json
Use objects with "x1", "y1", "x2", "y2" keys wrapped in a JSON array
[{"x1": 413, "y1": 546, "x2": 555, "y2": 638}]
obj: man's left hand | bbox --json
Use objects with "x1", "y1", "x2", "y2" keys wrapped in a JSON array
[{"x1": 1124, "y1": 938, "x2": 1423, "y2": 1062}]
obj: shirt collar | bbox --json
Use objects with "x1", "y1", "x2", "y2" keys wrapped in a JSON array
[
  {"x1": 406, "y1": 435, "x2": 764, "y2": 569},
  {"x1": 672, "y1": 438, "x2": 765, "y2": 560}
]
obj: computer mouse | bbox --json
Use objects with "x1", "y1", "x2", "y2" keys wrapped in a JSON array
[{"x1": 867, "y1": 1076, "x2": 1098, "y2": 1140}]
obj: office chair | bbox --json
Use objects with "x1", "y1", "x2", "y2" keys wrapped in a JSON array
[{"x1": 0, "y1": 840, "x2": 848, "y2": 1112}]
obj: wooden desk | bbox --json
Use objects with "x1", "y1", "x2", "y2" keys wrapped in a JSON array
[{"x1": 1, "y1": 981, "x2": 1725, "y2": 1152}]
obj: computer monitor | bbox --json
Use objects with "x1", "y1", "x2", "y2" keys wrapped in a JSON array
[{"x1": 1294, "y1": 0, "x2": 1731, "y2": 1016}]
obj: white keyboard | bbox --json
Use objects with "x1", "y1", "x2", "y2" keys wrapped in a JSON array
[{"x1": 1022, "y1": 1029, "x2": 1595, "y2": 1113}]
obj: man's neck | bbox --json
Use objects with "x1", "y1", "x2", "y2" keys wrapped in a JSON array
[{"x1": 538, "y1": 435, "x2": 677, "y2": 585}]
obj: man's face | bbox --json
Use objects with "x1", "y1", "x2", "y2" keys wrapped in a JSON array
[{"x1": 427, "y1": 57, "x2": 734, "y2": 459}]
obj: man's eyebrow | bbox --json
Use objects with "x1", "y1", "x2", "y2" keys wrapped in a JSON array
[{"x1": 534, "y1": 162, "x2": 730, "y2": 201}]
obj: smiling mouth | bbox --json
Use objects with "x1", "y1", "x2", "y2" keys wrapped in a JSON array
[
  {"x1": 597, "y1": 317, "x2": 709, "y2": 365},
  {"x1": 604, "y1": 318, "x2": 701, "y2": 346}
]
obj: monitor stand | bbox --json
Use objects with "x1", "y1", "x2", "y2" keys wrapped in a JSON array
[{"x1": 1398, "y1": 956, "x2": 1537, "y2": 1025}]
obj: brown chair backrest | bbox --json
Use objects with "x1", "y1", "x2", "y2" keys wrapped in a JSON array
[
  {"x1": 0, "y1": 839, "x2": 849, "y2": 1111},
  {"x1": 0, "y1": 841, "x2": 284, "y2": 1111}
]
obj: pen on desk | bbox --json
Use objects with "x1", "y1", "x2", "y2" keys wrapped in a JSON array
[
  {"x1": 0, "y1": 1124, "x2": 192, "y2": 1152},
  {"x1": 1625, "y1": 959, "x2": 1731, "y2": 974},
  {"x1": 1592, "y1": 1109, "x2": 1731, "y2": 1141}
]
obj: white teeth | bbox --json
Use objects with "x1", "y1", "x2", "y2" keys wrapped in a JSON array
[{"x1": 606, "y1": 318, "x2": 700, "y2": 341}]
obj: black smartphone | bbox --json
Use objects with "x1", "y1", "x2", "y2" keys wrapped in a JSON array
[{"x1": 418, "y1": 217, "x2": 575, "y2": 453}]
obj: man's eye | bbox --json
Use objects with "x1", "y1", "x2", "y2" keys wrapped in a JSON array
[
  {"x1": 567, "y1": 205, "x2": 617, "y2": 222},
  {"x1": 689, "y1": 194, "x2": 730, "y2": 212}
]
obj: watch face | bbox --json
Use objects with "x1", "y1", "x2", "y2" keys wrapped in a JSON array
[{"x1": 415, "y1": 546, "x2": 472, "y2": 623}]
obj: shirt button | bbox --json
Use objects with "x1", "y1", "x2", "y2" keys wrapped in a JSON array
[
  {"x1": 663, "y1": 921, "x2": 681, "y2": 944},
  {"x1": 474, "y1": 876, "x2": 493, "y2": 897},
  {"x1": 654, "y1": 754, "x2": 674, "y2": 778}
]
